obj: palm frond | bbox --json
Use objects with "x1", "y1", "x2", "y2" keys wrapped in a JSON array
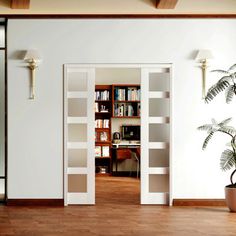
[
  {"x1": 218, "y1": 126, "x2": 236, "y2": 136},
  {"x1": 228, "y1": 64, "x2": 236, "y2": 72},
  {"x1": 205, "y1": 80, "x2": 230, "y2": 103},
  {"x1": 197, "y1": 124, "x2": 214, "y2": 132},
  {"x1": 218, "y1": 118, "x2": 232, "y2": 127},
  {"x1": 202, "y1": 131, "x2": 214, "y2": 150},
  {"x1": 217, "y1": 76, "x2": 232, "y2": 84},
  {"x1": 211, "y1": 69, "x2": 229, "y2": 74},
  {"x1": 225, "y1": 85, "x2": 235, "y2": 103},
  {"x1": 220, "y1": 149, "x2": 236, "y2": 171}
]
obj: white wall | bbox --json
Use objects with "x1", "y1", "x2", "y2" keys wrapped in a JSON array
[{"x1": 8, "y1": 19, "x2": 236, "y2": 199}]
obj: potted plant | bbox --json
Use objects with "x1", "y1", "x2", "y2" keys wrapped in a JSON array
[
  {"x1": 198, "y1": 118, "x2": 236, "y2": 211},
  {"x1": 205, "y1": 63, "x2": 236, "y2": 104}
]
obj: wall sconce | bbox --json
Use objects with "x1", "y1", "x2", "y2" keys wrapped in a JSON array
[
  {"x1": 24, "y1": 49, "x2": 42, "y2": 100},
  {"x1": 195, "y1": 49, "x2": 213, "y2": 99}
]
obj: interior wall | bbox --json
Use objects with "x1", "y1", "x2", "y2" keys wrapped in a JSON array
[{"x1": 7, "y1": 19, "x2": 236, "y2": 199}]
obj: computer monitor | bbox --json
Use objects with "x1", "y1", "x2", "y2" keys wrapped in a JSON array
[{"x1": 121, "y1": 125, "x2": 140, "y2": 141}]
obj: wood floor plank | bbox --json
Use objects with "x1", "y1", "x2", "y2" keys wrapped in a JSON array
[{"x1": 0, "y1": 176, "x2": 235, "y2": 236}]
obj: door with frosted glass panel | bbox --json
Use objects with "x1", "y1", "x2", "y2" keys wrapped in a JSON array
[
  {"x1": 141, "y1": 66, "x2": 171, "y2": 205},
  {"x1": 64, "y1": 65, "x2": 95, "y2": 205}
]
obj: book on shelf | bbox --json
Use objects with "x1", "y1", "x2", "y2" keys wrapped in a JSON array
[
  {"x1": 114, "y1": 103, "x2": 137, "y2": 117},
  {"x1": 114, "y1": 88, "x2": 126, "y2": 101},
  {"x1": 102, "y1": 146, "x2": 110, "y2": 157},
  {"x1": 95, "y1": 146, "x2": 102, "y2": 157},
  {"x1": 95, "y1": 90, "x2": 110, "y2": 101},
  {"x1": 95, "y1": 119, "x2": 110, "y2": 128},
  {"x1": 95, "y1": 102, "x2": 99, "y2": 112},
  {"x1": 127, "y1": 87, "x2": 141, "y2": 101}
]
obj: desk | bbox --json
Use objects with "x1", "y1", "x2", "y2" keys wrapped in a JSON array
[{"x1": 112, "y1": 143, "x2": 140, "y2": 176}]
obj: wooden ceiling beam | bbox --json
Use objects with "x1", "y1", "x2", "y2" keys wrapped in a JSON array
[
  {"x1": 11, "y1": 0, "x2": 30, "y2": 9},
  {"x1": 156, "y1": 0, "x2": 178, "y2": 9}
]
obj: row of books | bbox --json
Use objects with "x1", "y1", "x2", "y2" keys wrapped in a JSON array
[
  {"x1": 114, "y1": 87, "x2": 140, "y2": 101},
  {"x1": 127, "y1": 87, "x2": 141, "y2": 101},
  {"x1": 95, "y1": 90, "x2": 110, "y2": 101},
  {"x1": 95, "y1": 119, "x2": 110, "y2": 128},
  {"x1": 95, "y1": 146, "x2": 110, "y2": 157},
  {"x1": 113, "y1": 103, "x2": 140, "y2": 117}
]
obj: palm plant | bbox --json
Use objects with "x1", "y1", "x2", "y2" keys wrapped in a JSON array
[
  {"x1": 205, "y1": 64, "x2": 236, "y2": 104},
  {"x1": 198, "y1": 118, "x2": 236, "y2": 185}
]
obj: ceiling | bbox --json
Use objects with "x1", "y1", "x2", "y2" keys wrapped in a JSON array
[{"x1": 1, "y1": 0, "x2": 236, "y2": 15}]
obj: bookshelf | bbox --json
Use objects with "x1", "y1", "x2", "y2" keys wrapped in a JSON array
[
  {"x1": 112, "y1": 85, "x2": 141, "y2": 118},
  {"x1": 95, "y1": 85, "x2": 112, "y2": 175}
]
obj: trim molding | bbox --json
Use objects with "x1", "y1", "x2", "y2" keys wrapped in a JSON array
[
  {"x1": 1, "y1": 14, "x2": 236, "y2": 19},
  {"x1": 173, "y1": 199, "x2": 226, "y2": 207},
  {"x1": 7, "y1": 199, "x2": 64, "y2": 206}
]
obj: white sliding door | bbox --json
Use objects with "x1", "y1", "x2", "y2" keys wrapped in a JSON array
[
  {"x1": 141, "y1": 65, "x2": 172, "y2": 205},
  {"x1": 64, "y1": 65, "x2": 95, "y2": 205}
]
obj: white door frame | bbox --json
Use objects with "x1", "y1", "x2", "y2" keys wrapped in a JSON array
[{"x1": 64, "y1": 63, "x2": 173, "y2": 205}]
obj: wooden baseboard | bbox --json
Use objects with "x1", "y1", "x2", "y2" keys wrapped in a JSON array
[
  {"x1": 7, "y1": 199, "x2": 64, "y2": 206},
  {"x1": 173, "y1": 199, "x2": 226, "y2": 206}
]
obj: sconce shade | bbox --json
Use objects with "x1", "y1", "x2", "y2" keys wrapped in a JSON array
[
  {"x1": 24, "y1": 49, "x2": 41, "y2": 62},
  {"x1": 195, "y1": 49, "x2": 213, "y2": 61}
]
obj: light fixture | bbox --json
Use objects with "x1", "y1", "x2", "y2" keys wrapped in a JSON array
[
  {"x1": 24, "y1": 49, "x2": 42, "y2": 100},
  {"x1": 195, "y1": 49, "x2": 213, "y2": 99}
]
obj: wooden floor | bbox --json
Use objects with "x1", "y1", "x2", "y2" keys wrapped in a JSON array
[{"x1": 1, "y1": 176, "x2": 236, "y2": 236}]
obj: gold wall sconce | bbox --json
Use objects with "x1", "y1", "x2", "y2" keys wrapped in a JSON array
[
  {"x1": 195, "y1": 49, "x2": 213, "y2": 99},
  {"x1": 24, "y1": 49, "x2": 42, "y2": 100}
]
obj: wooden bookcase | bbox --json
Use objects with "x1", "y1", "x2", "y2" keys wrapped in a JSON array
[
  {"x1": 112, "y1": 84, "x2": 141, "y2": 118},
  {"x1": 95, "y1": 85, "x2": 112, "y2": 175}
]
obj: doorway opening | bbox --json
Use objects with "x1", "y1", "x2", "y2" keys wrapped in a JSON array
[{"x1": 94, "y1": 68, "x2": 141, "y2": 205}]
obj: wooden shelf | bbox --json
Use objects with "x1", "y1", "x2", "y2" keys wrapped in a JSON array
[
  {"x1": 95, "y1": 85, "x2": 112, "y2": 175},
  {"x1": 112, "y1": 116, "x2": 140, "y2": 119},
  {"x1": 95, "y1": 128, "x2": 110, "y2": 130},
  {"x1": 95, "y1": 100, "x2": 111, "y2": 102},
  {"x1": 95, "y1": 112, "x2": 111, "y2": 114},
  {"x1": 95, "y1": 156, "x2": 111, "y2": 159},
  {"x1": 112, "y1": 84, "x2": 141, "y2": 118},
  {"x1": 95, "y1": 141, "x2": 111, "y2": 144},
  {"x1": 114, "y1": 100, "x2": 140, "y2": 103}
]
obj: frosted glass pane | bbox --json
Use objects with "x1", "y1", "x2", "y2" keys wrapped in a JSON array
[
  {"x1": 149, "y1": 174, "x2": 169, "y2": 193},
  {"x1": 68, "y1": 98, "x2": 87, "y2": 117},
  {"x1": 149, "y1": 149, "x2": 169, "y2": 167},
  {"x1": 68, "y1": 149, "x2": 87, "y2": 168},
  {"x1": 149, "y1": 98, "x2": 169, "y2": 117},
  {"x1": 68, "y1": 174, "x2": 87, "y2": 193},
  {"x1": 68, "y1": 72, "x2": 87, "y2": 91},
  {"x1": 68, "y1": 124, "x2": 87, "y2": 142},
  {"x1": 149, "y1": 72, "x2": 169, "y2": 92},
  {"x1": 0, "y1": 179, "x2": 4, "y2": 200},
  {"x1": 149, "y1": 124, "x2": 169, "y2": 142},
  {"x1": 0, "y1": 51, "x2": 4, "y2": 176},
  {"x1": 0, "y1": 26, "x2": 5, "y2": 48}
]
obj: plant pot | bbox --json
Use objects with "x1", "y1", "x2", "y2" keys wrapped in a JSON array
[{"x1": 225, "y1": 184, "x2": 236, "y2": 212}]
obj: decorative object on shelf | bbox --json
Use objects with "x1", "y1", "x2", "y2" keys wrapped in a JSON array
[
  {"x1": 195, "y1": 49, "x2": 213, "y2": 99},
  {"x1": 113, "y1": 132, "x2": 121, "y2": 144},
  {"x1": 24, "y1": 49, "x2": 42, "y2": 100},
  {"x1": 198, "y1": 118, "x2": 236, "y2": 212},
  {"x1": 204, "y1": 63, "x2": 236, "y2": 104}
]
